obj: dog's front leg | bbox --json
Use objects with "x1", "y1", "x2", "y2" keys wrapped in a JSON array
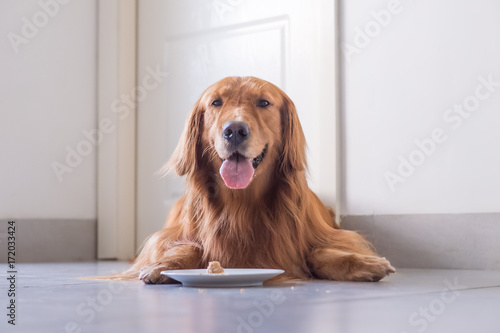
[
  {"x1": 308, "y1": 230, "x2": 395, "y2": 282},
  {"x1": 309, "y1": 248, "x2": 395, "y2": 282},
  {"x1": 139, "y1": 243, "x2": 203, "y2": 284}
]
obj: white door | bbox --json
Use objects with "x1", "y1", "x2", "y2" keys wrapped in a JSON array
[{"x1": 136, "y1": 0, "x2": 337, "y2": 248}]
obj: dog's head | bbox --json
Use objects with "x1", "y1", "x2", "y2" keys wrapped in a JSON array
[{"x1": 168, "y1": 76, "x2": 306, "y2": 190}]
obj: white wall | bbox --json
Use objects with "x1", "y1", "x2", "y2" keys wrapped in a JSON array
[
  {"x1": 0, "y1": 0, "x2": 97, "y2": 219},
  {"x1": 341, "y1": 0, "x2": 500, "y2": 215}
]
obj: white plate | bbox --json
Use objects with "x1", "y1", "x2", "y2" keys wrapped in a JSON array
[{"x1": 160, "y1": 268, "x2": 285, "y2": 288}]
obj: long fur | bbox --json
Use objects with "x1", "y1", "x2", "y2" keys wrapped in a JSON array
[{"x1": 94, "y1": 77, "x2": 394, "y2": 284}]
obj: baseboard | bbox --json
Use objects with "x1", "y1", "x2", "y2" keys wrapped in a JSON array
[
  {"x1": 342, "y1": 213, "x2": 500, "y2": 270},
  {"x1": 1, "y1": 215, "x2": 497, "y2": 268},
  {"x1": 0, "y1": 219, "x2": 96, "y2": 263}
]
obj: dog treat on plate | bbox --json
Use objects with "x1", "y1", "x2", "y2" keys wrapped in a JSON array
[{"x1": 206, "y1": 261, "x2": 225, "y2": 274}]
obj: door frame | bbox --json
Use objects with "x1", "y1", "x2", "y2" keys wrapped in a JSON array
[
  {"x1": 334, "y1": 0, "x2": 344, "y2": 226},
  {"x1": 96, "y1": 0, "x2": 137, "y2": 260}
]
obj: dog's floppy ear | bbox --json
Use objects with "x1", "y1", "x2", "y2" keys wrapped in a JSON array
[
  {"x1": 279, "y1": 93, "x2": 307, "y2": 173},
  {"x1": 165, "y1": 98, "x2": 204, "y2": 176}
]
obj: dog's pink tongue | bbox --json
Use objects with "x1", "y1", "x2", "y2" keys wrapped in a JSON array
[{"x1": 220, "y1": 155, "x2": 254, "y2": 189}]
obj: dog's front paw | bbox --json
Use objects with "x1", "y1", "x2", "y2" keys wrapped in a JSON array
[
  {"x1": 139, "y1": 265, "x2": 178, "y2": 285},
  {"x1": 350, "y1": 256, "x2": 395, "y2": 282}
]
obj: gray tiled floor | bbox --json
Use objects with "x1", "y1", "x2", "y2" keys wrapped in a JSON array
[{"x1": 1, "y1": 261, "x2": 499, "y2": 333}]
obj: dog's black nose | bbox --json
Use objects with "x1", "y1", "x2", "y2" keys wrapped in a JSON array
[{"x1": 222, "y1": 121, "x2": 250, "y2": 147}]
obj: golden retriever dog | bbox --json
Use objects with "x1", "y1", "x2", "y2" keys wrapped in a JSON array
[{"x1": 113, "y1": 76, "x2": 394, "y2": 284}]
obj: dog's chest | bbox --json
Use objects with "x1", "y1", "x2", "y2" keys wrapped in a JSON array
[{"x1": 199, "y1": 220, "x2": 275, "y2": 265}]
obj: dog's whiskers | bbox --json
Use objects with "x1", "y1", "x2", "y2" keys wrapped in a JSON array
[{"x1": 201, "y1": 146, "x2": 212, "y2": 158}]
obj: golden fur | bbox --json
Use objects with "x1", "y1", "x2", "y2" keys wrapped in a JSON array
[{"x1": 104, "y1": 76, "x2": 394, "y2": 284}]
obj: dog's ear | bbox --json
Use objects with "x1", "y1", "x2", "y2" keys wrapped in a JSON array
[
  {"x1": 165, "y1": 98, "x2": 204, "y2": 176},
  {"x1": 279, "y1": 93, "x2": 307, "y2": 173}
]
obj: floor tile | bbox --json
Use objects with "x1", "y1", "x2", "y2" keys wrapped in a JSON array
[{"x1": 1, "y1": 262, "x2": 499, "y2": 333}]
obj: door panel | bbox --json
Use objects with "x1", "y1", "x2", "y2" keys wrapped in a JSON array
[{"x1": 137, "y1": 0, "x2": 336, "y2": 247}]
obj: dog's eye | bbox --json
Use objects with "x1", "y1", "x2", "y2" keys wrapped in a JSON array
[
  {"x1": 257, "y1": 99, "x2": 270, "y2": 108},
  {"x1": 211, "y1": 99, "x2": 223, "y2": 107}
]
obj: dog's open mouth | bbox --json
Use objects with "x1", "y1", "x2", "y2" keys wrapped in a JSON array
[{"x1": 219, "y1": 145, "x2": 268, "y2": 189}]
